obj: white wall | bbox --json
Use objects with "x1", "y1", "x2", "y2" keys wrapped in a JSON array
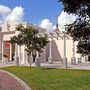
[
  {"x1": 54, "y1": 39, "x2": 81, "y2": 63},
  {"x1": 3, "y1": 34, "x2": 15, "y2": 41}
]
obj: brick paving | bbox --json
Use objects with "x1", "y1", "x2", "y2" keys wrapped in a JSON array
[{"x1": 0, "y1": 71, "x2": 25, "y2": 90}]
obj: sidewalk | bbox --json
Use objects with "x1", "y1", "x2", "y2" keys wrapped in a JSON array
[
  {"x1": 0, "y1": 61, "x2": 90, "y2": 90},
  {"x1": 21, "y1": 61, "x2": 90, "y2": 70},
  {"x1": 1, "y1": 61, "x2": 90, "y2": 70},
  {"x1": 69, "y1": 62, "x2": 90, "y2": 70},
  {"x1": 0, "y1": 70, "x2": 31, "y2": 90},
  {"x1": 0, "y1": 71, "x2": 24, "y2": 90},
  {"x1": 0, "y1": 62, "x2": 15, "y2": 68}
]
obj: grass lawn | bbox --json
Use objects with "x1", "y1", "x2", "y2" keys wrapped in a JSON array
[{"x1": 1, "y1": 66, "x2": 90, "y2": 90}]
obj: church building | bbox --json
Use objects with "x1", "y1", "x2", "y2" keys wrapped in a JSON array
[{"x1": 0, "y1": 21, "x2": 88, "y2": 64}]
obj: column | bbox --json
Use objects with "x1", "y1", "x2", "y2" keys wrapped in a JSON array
[
  {"x1": 24, "y1": 50, "x2": 27, "y2": 63},
  {"x1": 63, "y1": 34, "x2": 67, "y2": 68},
  {"x1": 35, "y1": 51, "x2": 41, "y2": 67},
  {"x1": 14, "y1": 44, "x2": 17, "y2": 58},
  {"x1": 23, "y1": 46, "x2": 25, "y2": 63},
  {"x1": 1, "y1": 41, "x2": 4, "y2": 62},
  {"x1": 0, "y1": 35, "x2": 2, "y2": 61},
  {"x1": 19, "y1": 46, "x2": 21, "y2": 63},
  {"x1": 20, "y1": 45, "x2": 26, "y2": 64},
  {"x1": 72, "y1": 41, "x2": 75, "y2": 57},
  {"x1": 14, "y1": 43, "x2": 19, "y2": 65},
  {"x1": 9, "y1": 43, "x2": 12, "y2": 61},
  {"x1": 48, "y1": 41, "x2": 53, "y2": 64},
  {"x1": 71, "y1": 41, "x2": 76, "y2": 64},
  {"x1": 24, "y1": 46, "x2": 28, "y2": 64},
  {"x1": 36, "y1": 51, "x2": 39, "y2": 58}
]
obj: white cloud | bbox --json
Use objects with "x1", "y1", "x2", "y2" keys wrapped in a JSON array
[
  {"x1": 0, "y1": 18, "x2": 2, "y2": 24},
  {"x1": 39, "y1": 11, "x2": 76, "y2": 32},
  {"x1": 5, "y1": 6, "x2": 24, "y2": 23},
  {"x1": 39, "y1": 19, "x2": 54, "y2": 32},
  {"x1": 58, "y1": 11, "x2": 76, "y2": 31},
  {"x1": 0, "y1": 5, "x2": 11, "y2": 15},
  {"x1": 0, "y1": 5, "x2": 24, "y2": 24},
  {"x1": 53, "y1": 25, "x2": 56, "y2": 30}
]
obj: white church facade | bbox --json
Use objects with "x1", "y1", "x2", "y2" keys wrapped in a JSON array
[{"x1": 0, "y1": 22, "x2": 88, "y2": 65}]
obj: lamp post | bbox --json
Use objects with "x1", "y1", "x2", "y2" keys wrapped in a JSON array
[
  {"x1": 35, "y1": 33, "x2": 45, "y2": 67},
  {"x1": 71, "y1": 40, "x2": 76, "y2": 64},
  {"x1": 62, "y1": 31, "x2": 67, "y2": 68},
  {"x1": 45, "y1": 32, "x2": 53, "y2": 64},
  {"x1": 56, "y1": 14, "x2": 68, "y2": 68},
  {"x1": 48, "y1": 37, "x2": 53, "y2": 64}
]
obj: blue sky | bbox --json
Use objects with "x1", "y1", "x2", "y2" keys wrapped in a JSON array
[{"x1": 0, "y1": 0, "x2": 63, "y2": 25}]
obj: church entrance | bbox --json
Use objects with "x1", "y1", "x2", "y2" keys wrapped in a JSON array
[
  {"x1": 3, "y1": 41, "x2": 15, "y2": 61},
  {"x1": 3, "y1": 41, "x2": 10, "y2": 61}
]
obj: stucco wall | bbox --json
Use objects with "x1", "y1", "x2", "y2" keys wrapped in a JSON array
[{"x1": 0, "y1": 21, "x2": 82, "y2": 64}]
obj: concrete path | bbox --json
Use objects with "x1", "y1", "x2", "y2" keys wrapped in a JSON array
[
  {"x1": 0, "y1": 61, "x2": 90, "y2": 90},
  {"x1": 68, "y1": 62, "x2": 90, "y2": 70},
  {"x1": 0, "y1": 62, "x2": 15, "y2": 68},
  {"x1": 1, "y1": 61, "x2": 90, "y2": 70},
  {"x1": 0, "y1": 70, "x2": 31, "y2": 90},
  {"x1": 21, "y1": 61, "x2": 90, "y2": 70}
]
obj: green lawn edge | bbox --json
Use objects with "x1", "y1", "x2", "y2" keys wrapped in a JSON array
[{"x1": 1, "y1": 66, "x2": 90, "y2": 90}]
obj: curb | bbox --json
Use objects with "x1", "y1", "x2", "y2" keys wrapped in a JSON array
[{"x1": 0, "y1": 70, "x2": 31, "y2": 90}]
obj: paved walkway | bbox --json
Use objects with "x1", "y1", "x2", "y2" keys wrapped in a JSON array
[
  {"x1": 0, "y1": 61, "x2": 90, "y2": 90},
  {"x1": 21, "y1": 61, "x2": 90, "y2": 70},
  {"x1": 1, "y1": 61, "x2": 90, "y2": 70},
  {"x1": 0, "y1": 71, "x2": 25, "y2": 90},
  {"x1": 0, "y1": 62, "x2": 15, "y2": 68}
]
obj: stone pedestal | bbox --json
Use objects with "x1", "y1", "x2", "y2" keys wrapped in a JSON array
[
  {"x1": 48, "y1": 56, "x2": 53, "y2": 64},
  {"x1": 14, "y1": 56, "x2": 19, "y2": 66},
  {"x1": 35, "y1": 57, "x2": 41, "y2": 67},
  {"x1": 71, "y1": 57, "x2": 76, "y2": 65},
  {"x1": 78, "y1": 57, "x2": 82, "y2": 63}
]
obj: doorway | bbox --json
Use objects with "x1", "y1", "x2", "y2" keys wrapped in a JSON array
[{"x1": 3, "y1": 41, "x2": 15, "y2": 61}]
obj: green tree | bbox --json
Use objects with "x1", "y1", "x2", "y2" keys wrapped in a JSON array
[
  {"x1": 58, "y1": 0, "x2": 90, "y2": 56},
  {"x1": 10, "y1": 24, "x2": 49, "y2": 66}
]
